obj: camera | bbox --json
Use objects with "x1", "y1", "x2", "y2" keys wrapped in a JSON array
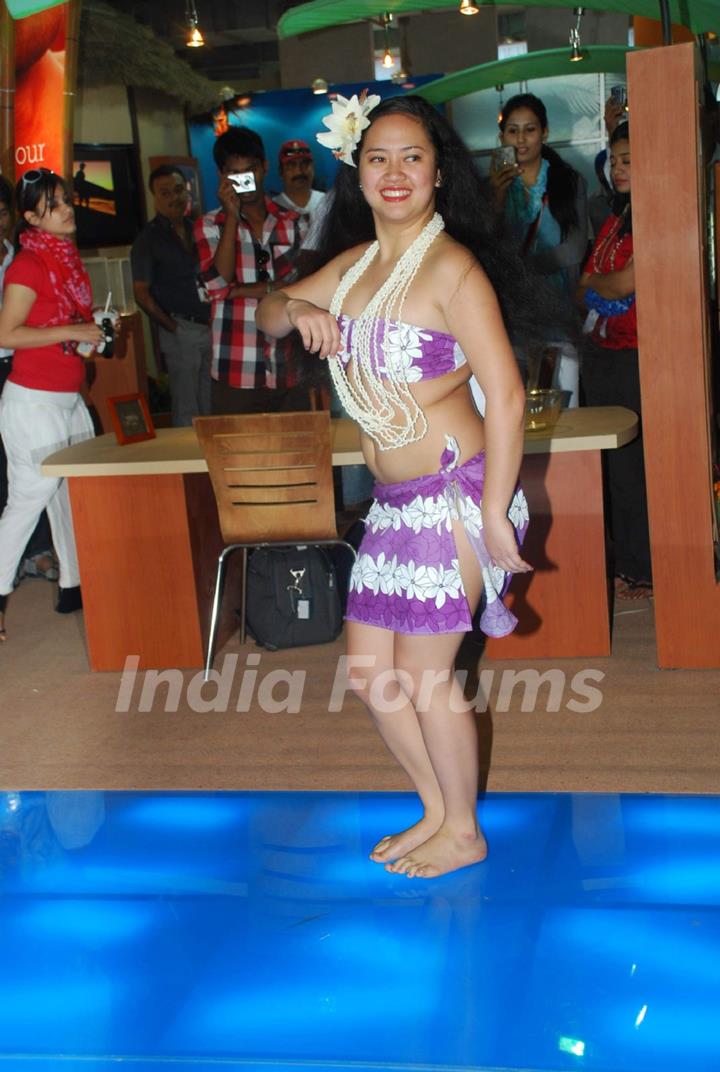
[
  {"x1": 96, "y1": 318, "x2": 115, "y2": 359},
  {"x1": 494, "y1": 146, "x2": 517, "y2": 169},
  {"x1": 228, "y1": 171, "x2": 257, "y2": 194},
  {"x1": 610, "y1": 84, "x2": 627, "y2": 109},
  {"x1": 76, "y1": 307, "x2": 118, "y2": 358}
]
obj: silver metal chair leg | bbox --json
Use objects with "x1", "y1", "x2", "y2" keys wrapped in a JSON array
[
  {"x1": 204, "y1": 547, "x2": 232, "y2": 682},
  {"x1": 240, "y1": 546, "x2": 248, "y2": 647}
]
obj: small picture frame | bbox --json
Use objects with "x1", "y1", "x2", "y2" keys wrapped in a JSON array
[{"x1": 108, "y1": 393, "x2": 156, "y2": 445}]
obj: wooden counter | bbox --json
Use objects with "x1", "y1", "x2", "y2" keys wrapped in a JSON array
[
  {"x1": 43, "y1": 408, "x2": 637, "y2": 671},
  {"x1": 43, "y1": 408, "x2": 638, "y2": 476}
]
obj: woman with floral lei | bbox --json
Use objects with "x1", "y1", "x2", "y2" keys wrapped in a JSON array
[
  {"x1": 258, "y1": 94, "x2": 563, "y2": 879},
  {"x1": 0, "y1": 168, "x2": 104, "y2": 640}
]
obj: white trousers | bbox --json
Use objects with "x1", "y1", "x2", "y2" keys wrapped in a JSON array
[{"x1": 0, "y1": 381, "x2": 94, "y2": 595}]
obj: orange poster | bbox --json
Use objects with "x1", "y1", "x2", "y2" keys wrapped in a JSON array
[
  {"x1": 13, "y1": 0, "x2": 70, "y2": 174},
  {"x1": 0, "y1": 0, "x2": 78, "y2": 180}
]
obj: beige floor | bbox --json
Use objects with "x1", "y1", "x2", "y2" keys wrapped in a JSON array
[{"x1": 1, "y1": 577, "x2": 719, "y2": 793}]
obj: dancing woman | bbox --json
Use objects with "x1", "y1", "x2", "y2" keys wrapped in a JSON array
[
  {"x1": 258, "y1": 95, "x2": 550, "y2": 879},
  {"x1": 0, "y1": 169, "x2": 103, "y2": 641}
]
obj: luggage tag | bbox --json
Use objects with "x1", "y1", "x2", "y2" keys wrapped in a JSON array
[
  {"x1": 582, "y1": 308, "x2": 599, "y2": 335},
  {"x1": 196, "y1": 275, "x2": 210, "y2": 304},
  {"x1": 287, "y1": 567, "x2": 312, "y2": 620}
]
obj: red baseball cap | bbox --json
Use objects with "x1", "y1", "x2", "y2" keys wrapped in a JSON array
[{"x1": 279, "y1": 140, "x2": 313, "y2": 163}]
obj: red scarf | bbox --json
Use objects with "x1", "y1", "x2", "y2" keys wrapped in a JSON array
[{"x1": 19, "y1": 228, "x2": 92, "y2": 326}]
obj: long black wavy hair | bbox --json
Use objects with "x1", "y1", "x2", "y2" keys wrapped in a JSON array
[
  {"x1": 609, "y1": 121, "x2": 632, "y2": 238},
  {"x1": 14, "y1": 167, "x2": 72, "y2": 251},
  {"x1": 499, "y1": 93, "x2": 580, "y2": 239},
  {"x1": 313, "y1": 94, "x2": 576, "y2": 351}
]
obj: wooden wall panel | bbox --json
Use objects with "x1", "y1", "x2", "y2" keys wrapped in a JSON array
[
  {"x1": 485, "y1": 450, "x2": 610, "y2": 661},
  {"x1": 632, "y1": 18, "x2": 694, "y2": 46},
  {"x1": 629, "y1": 43, "x2": 720, "y2": 668},
  {"x1": 69, "y1": 474, "x2": 204, "y2": 670}
]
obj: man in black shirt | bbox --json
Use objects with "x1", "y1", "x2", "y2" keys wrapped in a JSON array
[{"x1": 131, "y1": 165, "x2": 211, "y2": 427}]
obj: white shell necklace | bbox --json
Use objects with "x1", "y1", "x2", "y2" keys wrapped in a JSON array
[{"x1": 329, "y1": 211, "x2": 445, "y2": 451}]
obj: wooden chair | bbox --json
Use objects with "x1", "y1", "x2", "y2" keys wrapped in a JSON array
[{"x1": 193, "y1": 411, "x2": 357, "y2": 679}]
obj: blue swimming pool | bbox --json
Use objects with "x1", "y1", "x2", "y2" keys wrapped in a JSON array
[{"x1": 0, "y1": 790, "x2": 718, "y2": 1071}]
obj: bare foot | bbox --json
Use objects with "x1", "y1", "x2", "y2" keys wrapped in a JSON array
[
  {"x1": 370, "y1": 813, "x2": 443, "y2": 863},
  {"x1": 386, "y1": 824, "x2": 488, "y2": 878}
]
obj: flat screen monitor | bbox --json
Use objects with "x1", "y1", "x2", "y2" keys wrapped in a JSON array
[{"x1": 72, "y1": 143, "x2": 143, "y2": 249}]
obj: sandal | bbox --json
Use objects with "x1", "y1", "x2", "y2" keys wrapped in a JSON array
[{"x1": 16, "y1": 552, "x2": 59, "y2": 584}]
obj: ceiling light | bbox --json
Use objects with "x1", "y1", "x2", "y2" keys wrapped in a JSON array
[
  {"x1": 495, "y1": 84, "x2": 504, "y2": 122},
  {"x1": 569, "y1": 6, "x2": 586, "y2": 61},
  {"x1": 311, "y1": 78, "x2": 328, "y2": 95},
  {"x1": 185, "y1": 0, "x2": 205, "y2": 47},
  {"x1": 459, "y1": 0, "x2": 480, "y2": 14},
  {"x1": 381, "y1": 12, "x2": 395, "y2": 68}
]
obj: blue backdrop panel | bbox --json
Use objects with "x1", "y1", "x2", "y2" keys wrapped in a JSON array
[{"x1": 189, "y1": 77, "x2": 440, "y2": 213}]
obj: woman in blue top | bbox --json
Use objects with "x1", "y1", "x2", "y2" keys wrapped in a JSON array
[{"x1": 490, "y1": 93, "x2": 587, "y2": 398}]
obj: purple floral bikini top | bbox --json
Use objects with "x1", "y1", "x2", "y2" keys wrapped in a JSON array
[{"x1": 337, "y1": 314, "x2": 468, "y2": 382}]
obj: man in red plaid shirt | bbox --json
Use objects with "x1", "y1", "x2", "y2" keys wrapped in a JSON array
[{"x1": 194, "y1": 127, "x2": 310, "y2": 413}]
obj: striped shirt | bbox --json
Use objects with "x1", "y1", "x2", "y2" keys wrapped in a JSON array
[{"x1": 193, "y1": 198, "x2": 302, "y2": 388}]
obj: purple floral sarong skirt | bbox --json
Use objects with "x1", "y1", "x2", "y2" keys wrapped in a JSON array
[{"x1": 345, "y1": 436, "x2": 529, "y2": 638}]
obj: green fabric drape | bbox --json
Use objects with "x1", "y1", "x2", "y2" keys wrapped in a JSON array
[
  {"x1": 278, "y1": 0, "x2": 718, "y2": 39},
  {"x1": 418, "y1": 46, "x2": 644, "y2": 103}
]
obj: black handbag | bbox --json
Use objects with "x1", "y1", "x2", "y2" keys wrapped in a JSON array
[{"x1": 244, "y1": 545, "x2": 343, "y2": 650}]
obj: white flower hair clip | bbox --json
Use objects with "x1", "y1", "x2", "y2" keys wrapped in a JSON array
[{"x1": 316, "y1": 89, "x2": 381, "y2": 168}]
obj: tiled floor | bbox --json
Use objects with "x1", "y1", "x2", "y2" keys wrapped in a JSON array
[{"x1": 1, "y1": 790, "x2": 718, "y2": 1071}]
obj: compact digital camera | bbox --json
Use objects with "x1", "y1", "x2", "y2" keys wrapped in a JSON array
[
  {"x1": 494, "y1": 146, "x2": 517, "y2": 168},
  {"x1": 76, "y1": 308, "x2": 118, "y2": 359},
  {"x1": 228, "y1": 171, "x2": 257, "y2": 194},
  {"x1": 610, "y1": 84, "x2": 628, "y2": 109},
  {"x1": 96, "y1": 318, "x2": 115, "y2": 359}
]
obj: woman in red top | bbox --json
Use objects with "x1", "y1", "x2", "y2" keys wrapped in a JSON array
[
  {"x1": 0, "y1": 168, "x2": 104, "y2": 640},
  {"x1": 579, "y1": 123, "x2": 652, "y2": 600}
]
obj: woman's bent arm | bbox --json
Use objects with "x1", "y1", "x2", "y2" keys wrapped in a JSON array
[
  {"x1": 256, "y1": 292, "x2": 340, "y2": 360},
  {"x1": 0, "y1": 283, "x2": 102, "y2": 351},
  {"x1": 257, "y1": 244, "x2": 369, "y2": 358},
  {"x1": 441, "y1": 250, "x2": 531, "y2": 575},
  {"x1": 578, "y1": 261, "x2": 634, "y2": 301}
]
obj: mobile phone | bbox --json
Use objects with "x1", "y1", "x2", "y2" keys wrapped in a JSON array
[
  {"x1": 494, "y1": 146, "x2": 517, "y2": 168},
  {"x1": 228, "y1": 171, "x2": 257, "y2": 193},
  {"x1": 610, "y1": 84, "x2": 627, "y2": 109}
]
